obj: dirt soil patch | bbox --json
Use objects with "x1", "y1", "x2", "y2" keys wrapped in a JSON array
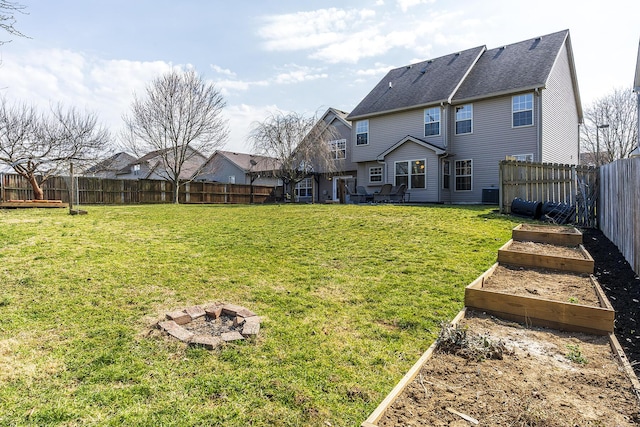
[
  {"x1": 377, "y1": 311, "x2": 640, "y2": 426},
  {"x1": 482, "y1": 265, "x2": 600, "y2": 306},
  {"x1": 582, "y1": 228, "x2": 640, "y2": 377},
  {"x1": 519, "y1": 223, "x2": 580, "y2": 234},
  {"x1": 507, "y1": 240, "x2": 587, "y2": 259}
]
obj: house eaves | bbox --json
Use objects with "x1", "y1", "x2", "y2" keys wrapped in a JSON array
[
  {"x1": 377, "y1": 135, "x2": 446, "y2": 161},
  {"x1": 347, "y1": 99, "x2": 450, "y2": 122},
  {"x1": 451, "y1": 84, "x2": 545, "y2": 105}
]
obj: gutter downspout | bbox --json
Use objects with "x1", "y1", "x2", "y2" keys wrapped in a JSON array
[
  {"x1": 535, "y1": 88, "x2": 542, "y2": 162},
  {"x1": 440, "y1": 102, "x2": 448, "y2": 203}
]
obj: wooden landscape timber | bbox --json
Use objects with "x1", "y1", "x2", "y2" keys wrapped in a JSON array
[
  {"x1": 464, "y1": 262, "x2": 615, "y2": 335},
  {"x1": 512, "y1": 223, "x2": 583, "y2": 246},
  {"x1": 0, "y1": 200, "x2": 68, "y2": 209},
  {"x1": 498, "y1": 239, "x2": 594, "y2": 273}
]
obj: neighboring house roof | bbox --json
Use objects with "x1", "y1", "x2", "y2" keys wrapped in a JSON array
[
  {"x1": 118, "y1": 146, "x2": 207, "y2": 180},
  {"x1": 348, "y1": 46, "x2": 485, "y2": 120},
  {"x1": 215, "y1": 150, "x2": 281, "y2": 173},
  {"x1": 634, "y1": 37, "x2": 640, "y2": 92},
  {"x1": 84, "y1": 152, "x2": 136, "y2": 176},
  {"x1": 348, "y1": 30, "x2": 582, "y2": 122},
  {"x1": 377, "y1": 135, "x2": 446, "y2": 161},
  {"x1": 326, "y1": 107, "x2": 351, "y2": 128}
]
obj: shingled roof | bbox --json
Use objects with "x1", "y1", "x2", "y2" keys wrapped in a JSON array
[
  {"x1": 348, "y1": 30, "x2": 580, "y2": 120},
  {"x1": 453, "y1": 29, "x2": 573, "y2": 102},
  {"x1": 348, "y1": 46, "x2": 485, "y2": 120}
]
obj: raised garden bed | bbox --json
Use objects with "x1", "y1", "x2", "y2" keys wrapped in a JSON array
[
  {"x1": 498, "y1": 239, "x2": 594, "y2": 274},
  {"x1": 0, "y1": 200, "x2": 68, "y2": 209},
  {"x1": 465, "y1": 262, "x2": 614, "y2": 335},
  {"x1": 362, "y1": 310, "x2": 640, "y2": 426},
  {"x1": 512, "y1": 223, "x2": 583, "y2": 246}
]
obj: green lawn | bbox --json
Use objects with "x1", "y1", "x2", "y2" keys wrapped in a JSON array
[{"x1": 0, "y1": 204, "x2": 520, "y2": 426}]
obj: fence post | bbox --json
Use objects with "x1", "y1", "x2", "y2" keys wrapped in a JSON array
[
  {"x1": 0, "y1": 172, "x2": 3, "y2": 202},
  {"x1": 498, "y1": 161, "x2": 504, "y2": 213}
]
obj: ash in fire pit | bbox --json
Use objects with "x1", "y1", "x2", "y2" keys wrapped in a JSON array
[{"x1": 158, "y1": 302, "x2": 260, "y2": 350}]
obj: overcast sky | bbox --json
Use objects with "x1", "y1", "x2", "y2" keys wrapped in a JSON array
[{"x1": 1, "y1": 0, "x2": 638, "y2": 153}]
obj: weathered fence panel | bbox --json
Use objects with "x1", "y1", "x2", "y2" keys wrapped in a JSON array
[
  {"x1": 599, "y1": 158, "x2": 640, "y2": 276},
  {"x1": 499, "y1": 161, "x2": 598, "y2": 228},
  {"x1": 0, "y1": 173, "x2": 275, "y2": 205}
]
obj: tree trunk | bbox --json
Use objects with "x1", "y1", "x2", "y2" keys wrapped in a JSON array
[
  {"x1": 28, "y1": 175, "x2": 44, "y2": 200},
  {"x1": 173, "y1": 181, "x2": 180, "y2": 204}
]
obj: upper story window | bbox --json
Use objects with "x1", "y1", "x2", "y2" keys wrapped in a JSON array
[
  {"x1": 356, "y1": 120, "x2": 369, "y2": 145},
  {"x1": 329, "y1": 139, "x2": 346, "y2": 159},
  {"x1": 513, "y1": 94, "x2": 533, "y2": 127},
  {"x1": 395, "y1": 160, "x2": 426, "y2": 189},
  {"x1": 133, "y1": 164, "x2": 141, "y2": 176},
  {"x1": 369, "y1": 166, "x2": 383, "y2": 183},
  {"x1": 455, "y1": 104, "x2": 472, "y2": 135},
  {"x1": 424, "y1": 107, "x2": 440, "y2": 136}
]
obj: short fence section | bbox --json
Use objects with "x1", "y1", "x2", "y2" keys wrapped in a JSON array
[
  {"x1": 599, "y1": 158, "x2": 640, "y2": 276},
  {"x1": 499, "y1": 161, "x2": 598, "y2": 228},
  {"x1": 0, "y1": 173, "x2": 275, "y2": 205}
]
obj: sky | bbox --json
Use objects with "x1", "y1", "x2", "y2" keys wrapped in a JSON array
[{"x1": 0, "y1": 0, "x2": 638, "y2": 154}]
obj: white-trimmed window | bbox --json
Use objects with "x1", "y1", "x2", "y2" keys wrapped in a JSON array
[
  {"x1": 356, "y1": 120, "x2": 369, "y2": 145},
  {"x1": 395, "y1": 160, "x2": 426, "y2": 189},
  {"x1": 455, "y1": 159, "x2": 472, "y2": 191},
  {"x1": 295, "y1": 178, "x2": 313, "y2": 199},
  {"x1": 133, "y1": 164, "x2": 141, "y2": 176},
  {"x1": 369, "y1": 166, "x2": 383, "y2": 183},
  {"x1": 228, "y1": 175, "x2": 236, "y2": 184},
  {"x1": 424, "y1": 107, "x2": 440, "y2": 136},
  {"x1": 455, "y1": 104, "x2": 472, "y2": 134},
  {"x1": 513, "y1": 94, "x2": 533, "y2": 127},
  {"x1": 442, "y1": 159, "x2": 450, "y2": 190},
  {"x1": 329, "y1": 139, "x2": 346, "y2": 159}
]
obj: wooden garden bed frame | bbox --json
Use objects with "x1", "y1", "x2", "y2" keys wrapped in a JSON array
[
  {"x1": 512, "y1": 223, "x2": 583, "y2": 246},
  {"x1": 0, "y1": 200, "x2": 68, "y2": 209},
  {"x1": 361, "y1": 308, "x2": 639, "y2": 427},
  {"x1": 464, "y1": 262, "x2": 614, "y2": 335},
  {"x1": 498, "y1": 239, "x2": 594, "y2": 274}
]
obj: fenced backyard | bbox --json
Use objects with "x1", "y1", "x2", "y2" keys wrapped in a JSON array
[
  {"x1": 0, "y1": 173, "x2": 275, "y2": 205},
  {"x1": 599, "y1": 157, "x2": 640, "y2": 275},
  {"x1": 499, "y1": 160, "x2": 598, "y2": 228}
]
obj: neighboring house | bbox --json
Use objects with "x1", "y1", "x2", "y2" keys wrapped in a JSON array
[
  {"x1": 117, "y1": 147, "x2": 207, "y2": 181},
  {"x1": 194, "y1": 150, "x2": 282, "y2": 186},
  {"x1": 347, "y1": 29, "x2": 583, "y2": 203},
  {"x1": 83, "y1": 152, "x2": 137, "y2": 179},
  {"x1": 294, "y1": 107, "x2": 357, "y2": 203}
]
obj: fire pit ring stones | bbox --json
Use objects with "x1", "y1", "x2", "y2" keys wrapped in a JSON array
[{"x1": 158, "y1": 303, "x2": 260, "y2": 350}]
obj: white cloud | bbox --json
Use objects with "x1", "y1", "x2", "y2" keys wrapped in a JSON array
[
  {"x1": 396, "y1": 0, "x2": 435, "y2": 12},
  {"x1": 356, "y1": 63, "x2": 393, "y2": 76},
  {"x1": 211, "y1": 64, "x2": 236, "y2": 77},
  {"x1": 222, "y1": 103, "x2": 283, "y2": 152}
]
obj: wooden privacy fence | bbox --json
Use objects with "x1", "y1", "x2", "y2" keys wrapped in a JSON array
[
  {"x1": 0, "y1": 173, "x2": 275, "y2": 205},
  {"x1": 499, "y1": 161, "x2": 598, "y2": 228},
  {"x1": 599, "y1": 158, "x2": 640, "y2": 276}
]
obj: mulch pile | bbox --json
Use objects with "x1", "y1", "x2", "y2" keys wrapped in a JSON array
[{"x1": 582, "y1": 228, "x2": 640, "y2": 377}]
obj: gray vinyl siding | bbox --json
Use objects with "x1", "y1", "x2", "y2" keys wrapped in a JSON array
[
  {"x1": 351, "y1": 107, "x2": 445, "y2": 163},
  {"x1": 331, "y1": 119, "x2": 358, "y2": 173},
  {"x1": 448, "y1": 96, "x2": 537, "y2": 203},
  {"x1": 541, "y1": 43, "x2": 580, "y2": 165},
  {"x1": 383, "y1": 141, "x2": 440, "y2": 202}
]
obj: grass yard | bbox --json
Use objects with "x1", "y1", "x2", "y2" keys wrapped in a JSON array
[{"x1": 0, "y1": 203, "x2": 520, "y2": 426}]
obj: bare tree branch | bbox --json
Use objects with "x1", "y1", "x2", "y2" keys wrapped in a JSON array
[
  {"x1": 0, "y1": 98, "x2": 111, "y2": 199},
  {"x1": 0, "y1": 0, "x2": 28, "y2": 45},
  {"x1": 250, "y1": 110, "x2": 340, "y2": 201},
  {"x1": 122, "y1": 69, "x2": 229, "y2": 203},
  {"x1": 581, "y1": 87, "x2": 638, "y2": 166}
]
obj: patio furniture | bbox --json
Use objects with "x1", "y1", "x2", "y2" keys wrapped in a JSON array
[
  {"x1": 388, "y1": 184, "x2": 407, "y2": 203},
  {"x1": 355, "y1": 186, "x2": 374, "y2": 203},
  {"x1": 373, "y1": 184, "x2": 393, "y2": 203}
]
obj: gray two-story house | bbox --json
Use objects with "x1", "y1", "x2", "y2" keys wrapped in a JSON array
[
  {"x1": 347, "y1": 29, "x2": 583, "y2": 203},
  {"x1": 295, "y1": 107, "x2": 358, "y2": 203}
]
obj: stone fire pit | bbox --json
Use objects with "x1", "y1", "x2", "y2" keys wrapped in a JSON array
[{"x1": 158, "y1": 302, "x2": 261, "y2": 350}]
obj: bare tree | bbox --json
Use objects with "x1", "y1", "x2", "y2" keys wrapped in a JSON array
[
  {"x1": 0, "y1": 99, "x2": 110, "y2": 200},
  {"x1": 250, "y1": 111, "x2": 340, "y2": 202},
  {"x1": 581, "y1": 87, "x2": 638, "y2": 166},
  {"x1": 0, "y1": 1, "x2": 27, "y2": 45},
  {"x1": 122, "y1": 69, "x2": 229, "y2": 203}
]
